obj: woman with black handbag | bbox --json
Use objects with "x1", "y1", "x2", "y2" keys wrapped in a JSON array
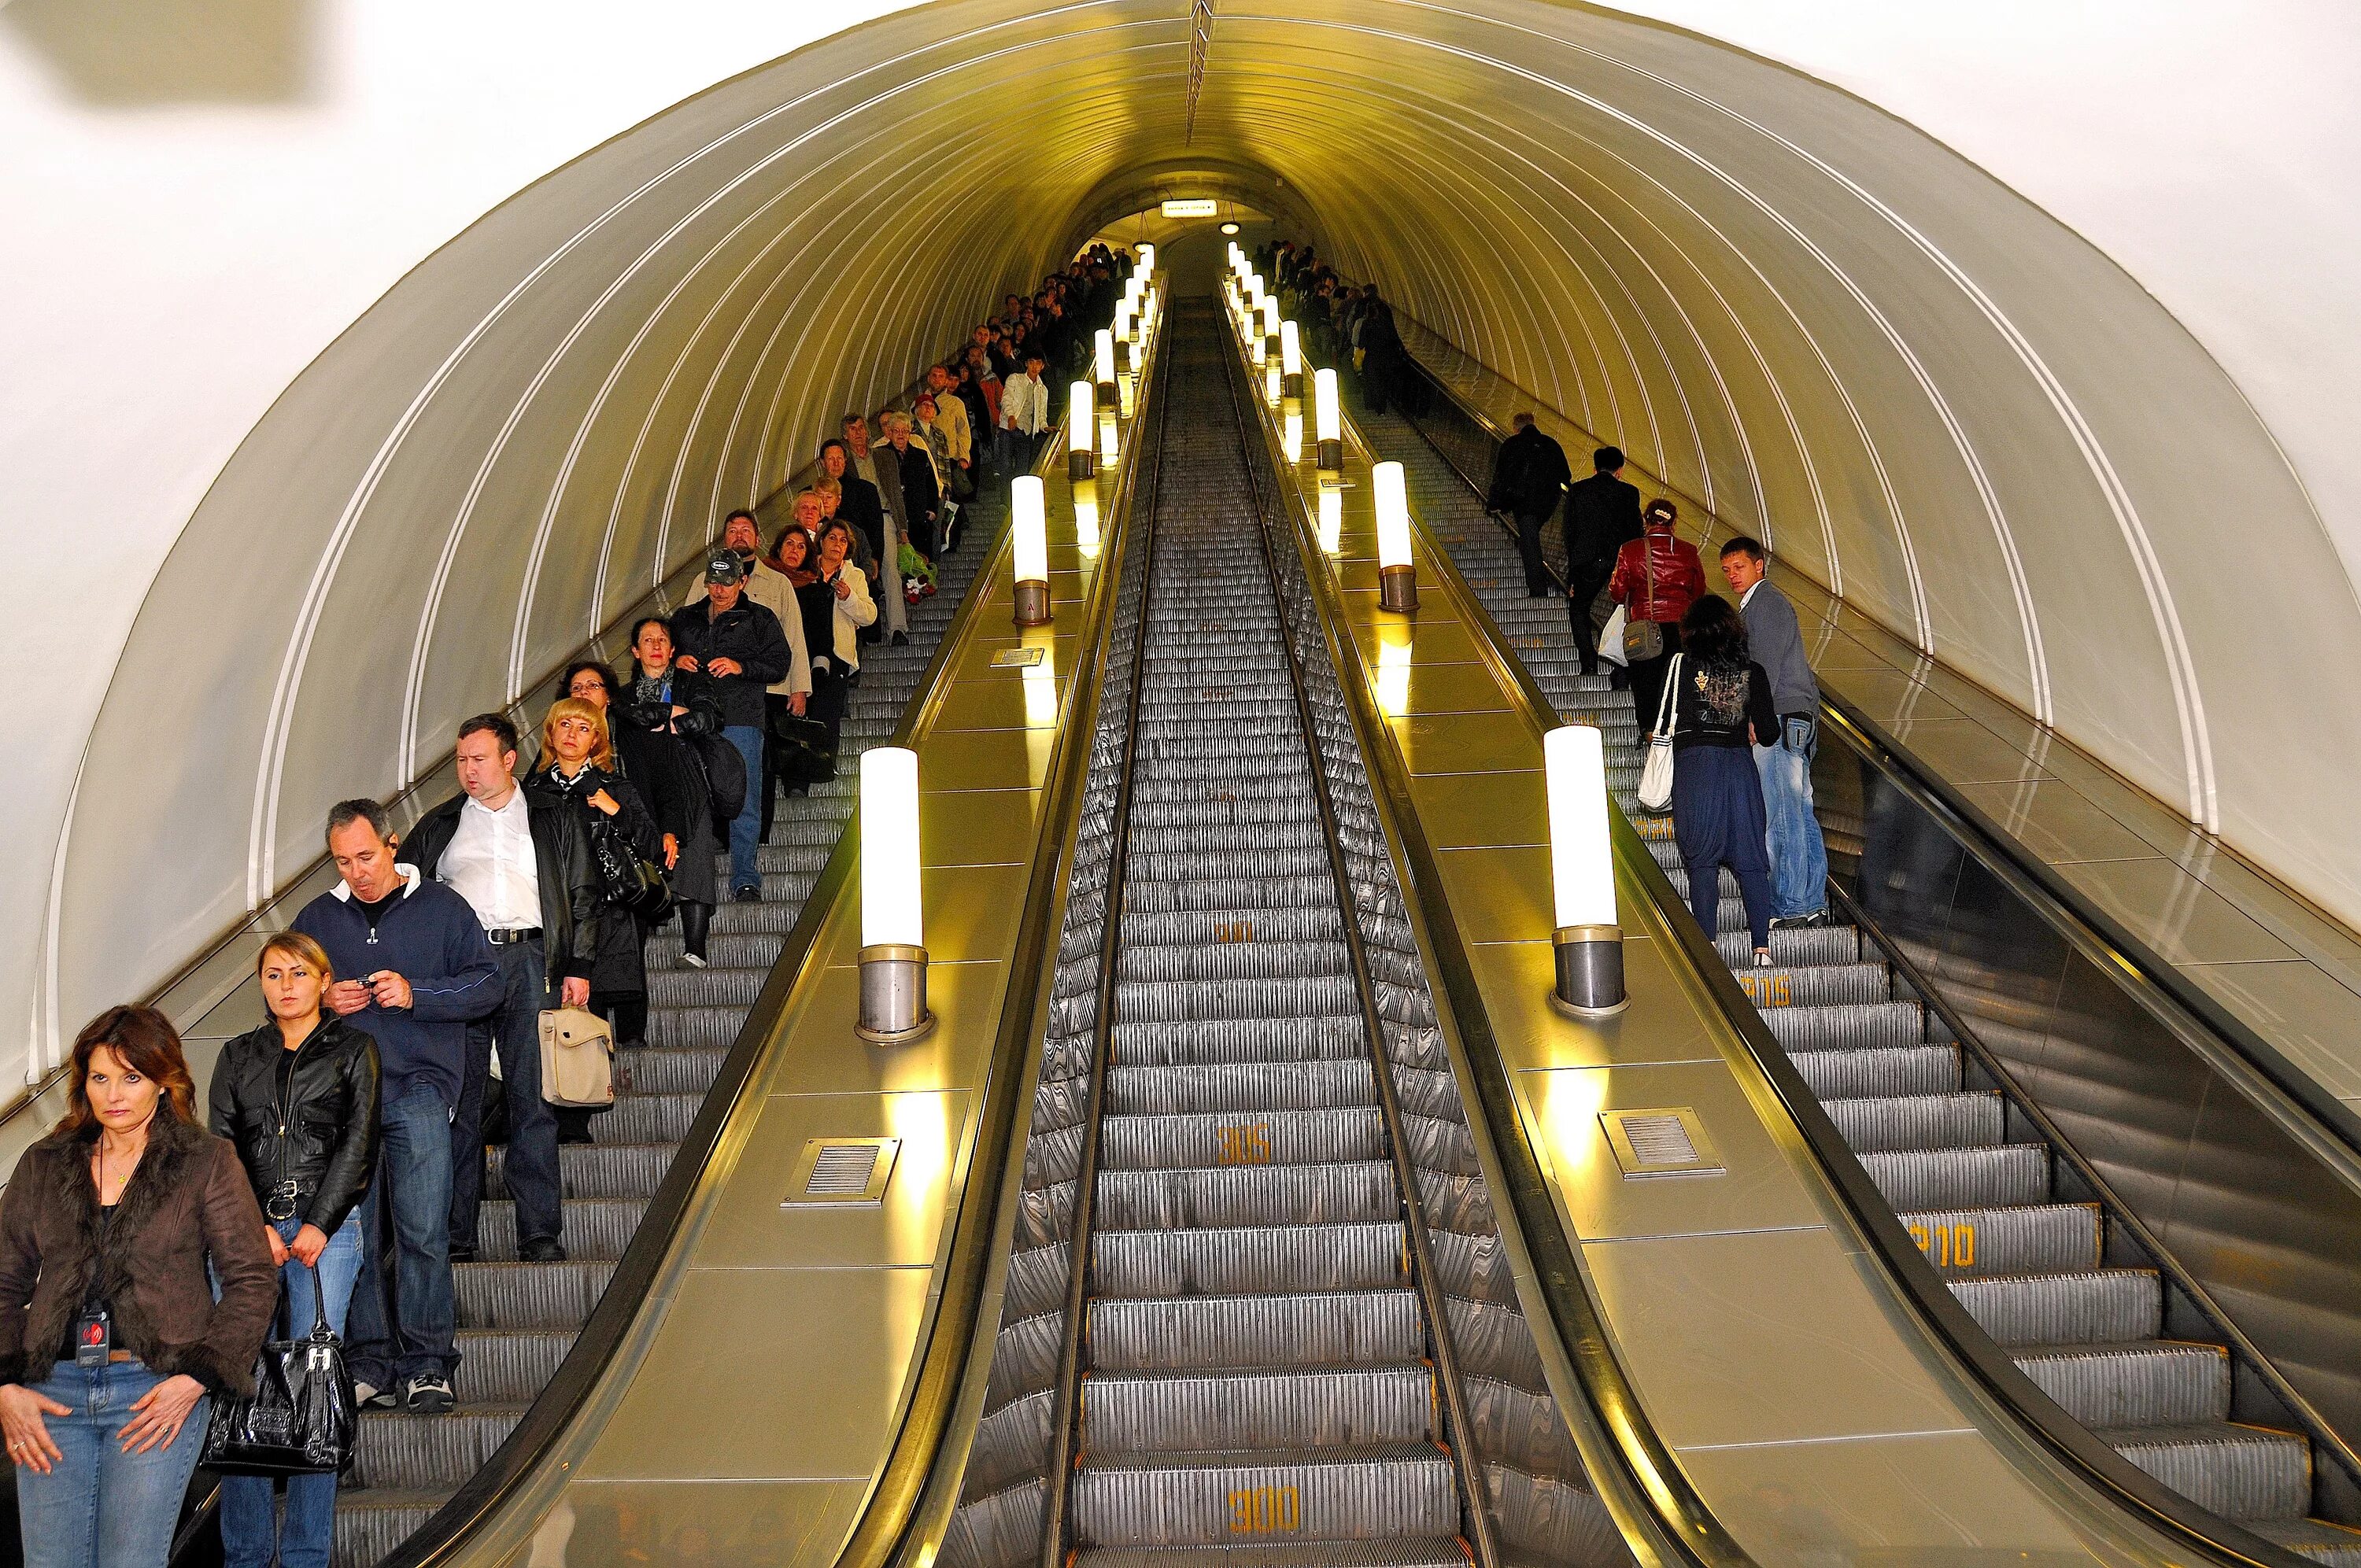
[
  {"x1": 530, "y1": 698, "x2": 667, "y2": 1142},
  {"x1": 205, "y1": 932, "x2": 379, "y2": 1568},
  {"x1": 611, "y1": 624, "x2": 723, "y2": 968}
]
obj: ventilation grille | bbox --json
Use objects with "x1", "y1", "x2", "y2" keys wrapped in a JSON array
[
  {"x1": 992, "y1": 647, "x2": 1045, "y2": 668},
  {"x1": 783, "y1": 1138, "x2": 900, "y2": 1207},
  {"x1": 1600, "y1": 1109, "x2": 1722, "y2": 1179}
]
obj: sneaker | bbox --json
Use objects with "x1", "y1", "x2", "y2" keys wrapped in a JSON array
[
  {"x1": 355, "y1": 1381, "x2": 399, "y2": 1411},
  {"x1": 1770, "y1": 911, "x2": 1828, "y2": 931},
  {"x1": 404, "y1": 1374, "x2": 455, "y2": 1415},
  {"x1": 681, "y1": 950, "x2": 708, "y2": 969}
]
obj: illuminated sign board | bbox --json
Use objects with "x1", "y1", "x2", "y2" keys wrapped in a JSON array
[{"x1": 1159, "y1": 199, "x2": 1221, "y2": 217}]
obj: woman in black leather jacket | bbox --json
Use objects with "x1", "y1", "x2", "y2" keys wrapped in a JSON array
[
  {"x1": 205, "y1": 930, "x2": 379, "y2": 1568},
  {"x1": 612, "y1": 618, "x2": 723, "y2": 965}
]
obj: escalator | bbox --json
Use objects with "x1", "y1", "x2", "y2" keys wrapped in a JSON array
[
  {"x1": 942, "y1": 304, "x2": 1628, "y2": 1567},
  {"x1": 1354, "y1": 402, "x2": 2361, "y2": 1564},
  {"x1": 333, "y1": 507, "x2": 999, "y2": 1567}
]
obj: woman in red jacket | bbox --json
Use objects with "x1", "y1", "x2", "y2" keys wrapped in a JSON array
[{"x1": 1609, "y1": 497, "x2": 1707, "y2": 748}]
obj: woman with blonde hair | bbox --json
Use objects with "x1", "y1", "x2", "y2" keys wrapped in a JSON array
[
  {"x1": 208, "y1": 932, "x2": 381, "y2": 1568},
  {"x1": 0, "y1": 1006, "x2": 276, "y2": 1566},
  {"x1": 528, "y1": 699, "x2": 665, "y2": 1129}
]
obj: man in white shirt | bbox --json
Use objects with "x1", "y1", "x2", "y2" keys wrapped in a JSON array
[
  {"x1": 1000, "y1": 350, "x2": 1051, "y2": 485},
  {"x1": 399, "y1": 714, "x2": 603, "y2": 1266}
]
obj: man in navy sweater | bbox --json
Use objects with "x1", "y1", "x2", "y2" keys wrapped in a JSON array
[{"x1": 292, "y1": 798, "x2": 499, "y2": 1415}]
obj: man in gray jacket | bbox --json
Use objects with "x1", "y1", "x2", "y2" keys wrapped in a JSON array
[{"x1": 1721, "y1": 537, "x2": 1829, "y2": 927}]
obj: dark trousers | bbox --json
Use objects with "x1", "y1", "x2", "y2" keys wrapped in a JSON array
[
  {"x1": 450, "y1": 938, "x2": 564, "y2": 1251},
  {"x1": 345, "y1": 1080, "x2": 458, "y2": 1383},
  {"x1": 1512, "y1": 510, "x2": 1554, "y2": 595},
  {"x1": 1565, "y1": 557, "x2": 1616, "y2": 675},
  {"x1": 809, "y1": 665, "x2": 850, "y2": 752},
  {"x1": 1628, "y1": 622, "x2": 1683, "y2": 740},
  {"x1": 1672, "y1": 743, "x2": 1775, "y2": 950}
]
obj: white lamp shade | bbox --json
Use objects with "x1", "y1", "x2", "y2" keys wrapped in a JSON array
[
  {"x1": 861, "y1": 747, "x2": 923, "y2": 948},
  {"x1": 1011, "y1": 475, "x2": 1048, "y2": 581},
  {"x1": 1114, "y1": 303, "x2": 1134, "y2": 342},
  {"x1": 1137, "y1": 243, "x2": 1155, "y2": 273},
  {"x1": 1544, "y1": 725, "x2": 1618, "y2": 929},
  {"x1": 1070, "y1": 382, "x2": 1093, "y2": 443},
  {"x1": 1373, "y1": 461, "x2": 1413, "y2": 569},
  {"x1": 1280, "y1": 320, "x2": 1301, "y2": 375},
  {"x1": 1314, "y1": 368, "x2": 1341, "y2": 442},
  {"x1": 1094, "y1": 330, "x2": 1115, "y2": 382},
  {"x1": 1259, "y1": 301, "x2": 1279, "y2": 339}
]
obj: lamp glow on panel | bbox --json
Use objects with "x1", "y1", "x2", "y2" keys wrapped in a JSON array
[
  {"x1": 1376, "y1": 625, "x2": 1413, "y2": 718},
  {"x1": 1373, "y1": 461, "x2": 1417, "y2": 611},
  {"x1": 1317, "y1": 488, "x2": 1342, "y2": 555},
  {"x1": 1098, "y1": 411, "x2": 1119, "y2": 464},
  {"x1": 855, "y1": 746, "x2": 933, "y2": 1042},
  {"x1": 1543, "y1": 724, "x2": 1627, "y2": 1015},
  {"x1": 1283, "y1": 411, "x2": 1303, "y2": 463},
  {"x1": 1022, "y1": 649, "x2": 1058, "y2": 727},
  {"x1": 1074, "y1": 485, "x2": 1101, "y2": 555}
]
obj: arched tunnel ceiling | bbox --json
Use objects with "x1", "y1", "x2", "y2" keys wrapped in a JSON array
[{"x1": 22, "y1": 0, "x2": 2361, "y2": 1069}]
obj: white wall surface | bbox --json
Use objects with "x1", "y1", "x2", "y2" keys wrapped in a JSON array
[{"x1": 6, "y1": 0, "x2": 2358, "y2": 1098}]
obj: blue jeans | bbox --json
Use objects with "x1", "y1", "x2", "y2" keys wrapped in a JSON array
[
  {"x1": 722, "y1": 724, "x2": 765, "y2": 895},
  {"x1": 1755, "y1": 715, "x2": 1830, "y2": 919},
  {"x1": 218, "y1": 1216, "x2": 361, "y2": 1568},
  {"x1": 449, "y1": 939, "x2": 563, "y2": 1252},
  {"x1": 345, "y1": 1082, "x2": 456, "y2": 1385},
  {"x1": 16, "y1": 1359, "x2": 209, "y2": 1568}
]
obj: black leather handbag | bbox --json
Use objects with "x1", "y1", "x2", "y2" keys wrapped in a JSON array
[
  {"x1": 199, "y1": 1265, "x2": 356, "y2": 1478},
  {"x1": 767, "y1": 710, "x2": 837, "y2": 787},
  {"x1": 590, "y1": 815, "x2": 673, "y2": 922}
]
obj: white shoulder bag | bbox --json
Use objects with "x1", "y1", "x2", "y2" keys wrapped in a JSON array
[{"x1": 1635, "y1": 653, "x2": 1682, "y2": 814}]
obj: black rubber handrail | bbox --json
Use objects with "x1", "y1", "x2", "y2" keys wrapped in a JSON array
[{"x1": 1383, "y1": 366, "x2": 2327, "y2": 1567}]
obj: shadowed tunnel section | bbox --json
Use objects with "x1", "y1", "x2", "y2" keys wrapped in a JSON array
[{"x1": 57, "y1": 0, "x2": 2361, "y2": 1072}]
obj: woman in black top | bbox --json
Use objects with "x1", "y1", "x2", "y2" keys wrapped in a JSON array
[
  {"x1": 207, "y1": 931, "x2": 380, "y2": 1568},
  {"x1": 610, "y1": 622, "x2": 722, "y2": 966},
  {"x1": 1667, "y1": 596, "x2": 1779, "y2": 965},
  {"x1": 530, "y1": 699, "x2": 666, "y2": 1094}
]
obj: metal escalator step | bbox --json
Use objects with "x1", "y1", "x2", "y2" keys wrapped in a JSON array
[
  {"x1": 700, "y1": 896, "x2": 803, "y2": 935},
  {"x1": 1487, "y1": 1462, "x2": 1622, "y2": 1566},
  {"x1": 1094, "y1": 1223, "x2": 1407, "y2": 1297},
  {"x1": 1790, "y1": 1045, "x2": 1961, "y2": 1099},
  {"x1": 351, "y1": 1404, "x2": 523, "y2": 1491},
  {"x1": 2249, "y1": 1518, "x2": 2361, "y2": 1565},
  {"x1": 592, "y1": 1090, "x2": 701, "y2": 1143},
  {"x1": 447, "y1": 1329, "x2": 574, "y2": 1403},
  {"x1": 1096, "y1": 1162, "x2": 1400, "y2": 1229},
  {"x1": 474, "y1": 1197, "x2": 645, "y2": 1262},
  {"x1": 1112, "y1": 1016, "x2": 1369, "y2": 1064},
  {"x1": 1089, "y1": 1289, "x2": 1423, "y2": 1371},
  {"x1": 1117, "y1": 941, "x2": 1354, "y2": 983},
  {"x1": 453, "y1": 1260, "x2": 615, "y2": 1330},
  {"x1": 1857, "y1": 1143, "x2": 2046, "y2": 1209},
  {"x1": 1729, "y1": 962, "x2": 1892, "y2": 1009},
  {"x1": 1128, "y1": 799, "x2": 1327, "y2": 832},
  {"x1": 1714, "y1": 926, "x2": 1859, "y2": 966},
  {"x1": 611, "y1": 1044, "x2": 726, "y2": 1093},
  {"x1": 489, "y1": 1140, "x2": 671, "y2": 1201},
  {"x1": 1761, "y1": 1000, "x2": 1926, "y2": 1052},
  {"x1": 1949, "y1": 1268, "x2": 2162, "y2": 1347},
  {"x1": 645, "y1": 1004, "x2": 753, "y2": 1048},
  {"x1": 1077, "y1": 1542, "x2": 1471, "y2": 1568},
  {"x1": 1125, "y1": 876, "x2": 1341, "y2": 913},
  {"x1": 331, "y1": 1490, "x2": 446, "y2": 1568},
  {"x1": 645, "y1": 965, "x2": 770, "y2": 1008},
  {"x1": 1894, "y1": 1202, "x2": 2101, "y2": 1276},
  {"x1": 1100, "y1": 1108, "x2": 1387, "y2": 1169},
  {"x1": 749, "y1": 842, "x2": 834, "y2": 874},
  {"x1": 1128, "y1": 849, "x2": 1328, "y2": 884},
  {"x1": 1071, "y1": 1442, "x2": 1459, "y2": 1546},
  {"x1": 1107, "y1": 1061, "x2": 1375, "y2": 1115},
  {"x1": 2101, "y1": 1422, "x2": 2312, "y2": 1522},
  {"x1": 1121, "y1": 908, "x2": 1346, "y2": 946},
  {"x1": 1114, "y1": 975, "x2": 1359, "y2": 1023},
  {"x1": 643, "y1": 932, "x2": 783, "y2": 969},
  {"x1": 1084, "y1": 1363, "x2": 1436, "y2": 1451},
  {"x1": 1823, "y1": 1090, "x2": 2003, "y2": 1152},
  {"x1": 2015, "y1": 1341, "x2": 2230, "y2": 1427}
]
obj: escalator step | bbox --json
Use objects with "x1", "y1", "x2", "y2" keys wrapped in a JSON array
[
  {"x1": 1107, "y1": 1061, "x2": 1376, "y2": 1115},
  {"x1": 1096, "y1": 1162, "x2": 1400, "y2": 1230},
  {"x1": 1117, "y1": 940, "x2": 1354, "y2": 983},
  {"x1": 1823, "y1": 1090, "x2": 2003, "y2": 1152},
  {"x1": 2016, "y1": 1341, "x2": 2230, "y2": 1427},
  {"x1": 1112, "y1": 1016, "x2": 1369, "y2": 1064},
  {"x1": 1099, "y1": 1108, "x2": 1387, "y2": 1169},
  {"x1": 2248, "y1": 1518, "x2": 2361, "y2": 1565},
  {"x1": 1120, "y1": 907, "x2": 1347, "y2": 945},
  {"x1": 1114, "y1": 974, "x2": 1359, "y2": 1022},
  {"x1": 1729, "y1": 962, "x2": 1893, "y2": 1009},
  {"x1": 1071, "y1": 1442, "x2": 1459, "y2": 1546},
  {"x1": 1950, "y1": 1268, "x2": 2162, "y2": 1347},
  {"x1": 2101, "y1": 1422, "x2": 2312, "y2": 1522},
  {"x1": 1761, "y1": 1000, "x2": 1926, "y2": 1052},
  {"x1": 1084, "y1": 1363, "x2": 1436, "y2": 1451},
  {"x1": 1790, "y1": 1045, "x2": 1961, "y2": 1100},
  {"x1": 1713, "y1": 926, "x2": 1859, "y2": 967},
  {"x1": 1894, "y1": 1202, "x2": 2101, "y2": 1276},
  {"x1": 1093, "y1": 1222, "x2": 1408, "y2": 1297},
  {"x1": 1857, "y1": 1142, "x2": 2047, "y2": 1210},
  {"x1": 1076, "y1": 1542, "x2": 1472, "y2": 1568}
]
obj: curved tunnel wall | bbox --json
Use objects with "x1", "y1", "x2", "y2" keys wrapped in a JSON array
[{"x1": 16, "y1": 0, "x2": 2361, "y2": 1082}]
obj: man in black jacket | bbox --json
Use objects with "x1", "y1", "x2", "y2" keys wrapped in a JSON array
[
  {"x1": 1563, "y1": 445, "x2": 1644, "y2": 677},
  {"x1": 672, "y1": 550, "x2": 793, "y2": 900},
  {"x1": 400, "y1": 714, "x2": 601, "y2": 1265},
  {"x1": 1487, "y1": 413, "x2": 1573, "y2": 596},
  {"x1": 818, "y1": 439, "x2": 885, "y2": 566}
]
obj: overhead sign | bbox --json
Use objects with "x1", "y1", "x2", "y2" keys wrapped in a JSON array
[{"x1": 1159, "y1": 198, "x2": 1220, "y2": 217}]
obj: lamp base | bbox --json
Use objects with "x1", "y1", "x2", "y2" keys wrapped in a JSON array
[
  {"x1": 1316, "y1": 441, "x2": 1344, "y2": 480},
  {"x1": 856, "y1": 944, "x2": 937, "y2": 1042},
  {"x1": 1377, "y1": 563, "x2": 1419, "y2": 614},
  {"x1": 1096, "y1": 380, "x2": 1118, "y2": 413},
  {"x1": 1549, "y1": 924, "x2": 1628, "y2": 1016},
  {"x1": 1068, "y1": 450, "x2": 1096, "y2": 484},
  {"x1": 1013, "y1": 578, "x2": 1054, "y2": 628},
  {"x1": 1283, "y1": 374, "x2": 1303, "y2": 403}
]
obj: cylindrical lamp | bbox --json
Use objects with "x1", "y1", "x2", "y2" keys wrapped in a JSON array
[
  {"x1": 1373, "y1": 460, "x2": 1418, "y2": 612},
  {"x1": 1137, "y1": 242, "x2": 1155, "y2": 274},
  {"x1": 1280, "y1": 320, "x2": 1303, "y2": 401},
  {"x1": 1066, "y1": 382, "x2": 1096, "y2": 481},
  {"x1": 1094, "y1": 330, "x2": 1118, "y2": 414},
  {"x1": 1011, "y1": 475, "x2": 1052, "y2": 627},
  {"x1": 1314, "y1": 367, "x2": 1343, "y2": 478},
  {"x1": 857, "y1": 747, "x2": 935, "y2": 1042},
  {"x1": 1543, "y1": 725, "x2": 1627, "y2": 1015},
  {"x1": 1114, "y1": 301, "x2": 1134, "y2": 344}
]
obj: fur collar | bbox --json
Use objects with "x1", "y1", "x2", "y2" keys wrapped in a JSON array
[{"x1": 36, "y1": 1109, "x2": 205, "y2": 1326}]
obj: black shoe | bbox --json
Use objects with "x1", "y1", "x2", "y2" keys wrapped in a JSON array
[
  {"x1": 734, "y1": 885, "x2": 762, "y2": 903},
  {"x1": 404, "y1": 1374, "x2": 455, "y2": 1415},
  {"x1": 447, "y1": 1244, "x2": 477, "y2": 1264},
  {"x1": 891, "y1": 630, "x2": 910, "y2": 647},
  {"x1": 788, "y1": 784, "x2": 808, "y2": 798},
  {"x1": 519, "y1": 1236, "x2": 567, "y2": 1263},
  {"x1": 1770, "y1": 911, "x2": 1830, "y2": 931}
]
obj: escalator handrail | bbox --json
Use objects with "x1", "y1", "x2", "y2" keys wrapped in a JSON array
[
  {"x1": 1378, "y1": 378, "x2": 2325, "y2": 1568},
  {"x1": 375, "y1": 407, "x2": 1121, "y2": 1568},
  {"x1": 1227, "y1": 329, "x2": 1755, "y2": 1568}
]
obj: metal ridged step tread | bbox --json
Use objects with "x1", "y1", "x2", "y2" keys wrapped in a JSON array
[
  {"x1": 331, "y1": 493, "x2": 1002, "y2": 1567},
  {"x1": 1354, "y1": 398, "x2": 2361, "y2": 1561}
]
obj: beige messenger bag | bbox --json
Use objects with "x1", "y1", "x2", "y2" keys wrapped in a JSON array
[{"x1": 537, "y1": 1007, "x2": 616, "y2": 1109}]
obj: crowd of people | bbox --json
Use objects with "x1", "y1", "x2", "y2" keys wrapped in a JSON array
[
  {"x1": 1490, "y1": 422, "x2": 1832, "y2": 968},
  {"x1": 1251, "y1": 237, "x2": 1422, "y2": 417},
  {"x1": 0, "y1": 245, "x2": 1138, "y2": 1568}
]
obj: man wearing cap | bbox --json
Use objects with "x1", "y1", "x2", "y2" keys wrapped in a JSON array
[
  {"x1": 671, "y1": 551, "x2": 793, "y2": 900},
  {"x1": 692, "y1": 510, "x2": 813, "y2": 841}
]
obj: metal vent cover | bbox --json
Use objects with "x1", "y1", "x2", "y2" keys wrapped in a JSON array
[
  {"x1": 1600, "y1": 1108, "x2": 1723, "y2": 1179},
  {"x1": 783, "y1": 1137, "x2": 900, "y2": 1207}
]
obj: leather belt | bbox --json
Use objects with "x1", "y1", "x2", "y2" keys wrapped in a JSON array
[{"x1": 486, "y1": 927, "x2": 543, "y2": 946}]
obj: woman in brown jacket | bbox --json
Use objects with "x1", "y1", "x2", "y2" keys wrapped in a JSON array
[{"x1": 0, "y1": 1005, "x2": 276, "y2": 1567}]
